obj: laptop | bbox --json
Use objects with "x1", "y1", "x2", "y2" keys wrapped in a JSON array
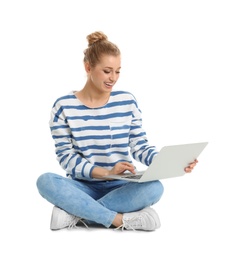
[{"x1": 103, "y1": 142, "x2": 208, "y2": 182}]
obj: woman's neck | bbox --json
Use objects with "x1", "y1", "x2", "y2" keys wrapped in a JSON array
[{"x1": 75, "y1": 85, "x2": 111, "y2": 108}]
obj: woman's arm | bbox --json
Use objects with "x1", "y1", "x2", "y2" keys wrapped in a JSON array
[
  {"x1": 49, "y1": 106, "x2": 95, "y2": 180},
  {"x1": 128, "y1": 96, "x2": 158, "y2": 166}
]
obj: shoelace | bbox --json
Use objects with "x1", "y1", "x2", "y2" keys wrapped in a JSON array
[
  {"x1": 114, "y1": 224, "x2": 127, "y2": 231},
  {"x1": 68, "y1": 217, "x2": 89, "y2": 229},
  {"x1": 114, "y1": 216, "x2": 142, "y2": 231}
]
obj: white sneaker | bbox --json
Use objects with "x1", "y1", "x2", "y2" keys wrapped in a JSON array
[
  {"x1": 117, "y1": 207, "x2": 161, "y2": 231},
  {"x1": 50, "y1": 206, "x2": 88, "y2": 230}
]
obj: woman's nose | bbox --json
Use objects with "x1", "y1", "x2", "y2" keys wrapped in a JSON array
[{"x1": 109, "y1": 72, "x2": 117, "y2": 81}]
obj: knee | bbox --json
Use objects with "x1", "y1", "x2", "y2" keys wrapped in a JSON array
[
  {"x1": 36, "y1": 172, "x2": 55, "y2": 193},
  {"x1": 155, "y1": 180, "x2": 164, "y2": 196},
  {"x1": 147, "y1": 180, "x2": 164, "y2": 203}
]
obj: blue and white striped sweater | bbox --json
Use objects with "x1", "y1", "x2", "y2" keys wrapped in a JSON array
[{"x1": 49, "y1": 90, "x2": 158, "y2": 181}]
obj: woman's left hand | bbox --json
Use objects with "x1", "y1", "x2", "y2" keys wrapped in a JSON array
[{"x1": 184, "y1": 159, "x2": 198, "y2": 173}]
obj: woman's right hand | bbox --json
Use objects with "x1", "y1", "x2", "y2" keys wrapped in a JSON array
[
  {"x1": 91, "y1": 162, "x2": 135, "y2": 179},
  {"x1": 109, "y1": 162, "x2": 136, "y2": 175}
]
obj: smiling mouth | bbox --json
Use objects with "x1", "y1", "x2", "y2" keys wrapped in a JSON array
[{"x1": 104, "y1": 82, "x2": 114, "y2": 88}]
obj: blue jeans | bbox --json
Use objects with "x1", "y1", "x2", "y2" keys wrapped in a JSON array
[{"x1": 36, "y1": 173, "x2": 164, "y2": 228}]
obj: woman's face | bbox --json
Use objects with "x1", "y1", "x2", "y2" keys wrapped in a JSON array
[{"x1": 86, "y1": 54, "x2": 121, "y2": 93}]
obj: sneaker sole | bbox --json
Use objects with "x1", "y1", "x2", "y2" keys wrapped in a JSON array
[{"x1": 50, "y1": 206, "x2": 62, "y2": 230}]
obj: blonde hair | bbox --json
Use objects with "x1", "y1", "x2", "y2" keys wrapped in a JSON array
[{"x1": 83, "y1": 31, "x2": 121, "y2": 68}]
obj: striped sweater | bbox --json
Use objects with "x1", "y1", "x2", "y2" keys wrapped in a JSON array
[{"x1": 49, "y1": 90, "x2": 158, "y2": 181}]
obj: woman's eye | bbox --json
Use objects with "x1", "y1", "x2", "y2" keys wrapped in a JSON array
[{"x1": 103, "y1": 70, "x2": 110, "y2": 74}]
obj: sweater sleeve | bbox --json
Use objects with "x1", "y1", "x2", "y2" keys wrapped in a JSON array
[
  {"x1": 49, "y1": 103, "x2": 95, "y2": 180},
  {"x1": 129, "y1": 96, "x2": 158, "y2": 166}
]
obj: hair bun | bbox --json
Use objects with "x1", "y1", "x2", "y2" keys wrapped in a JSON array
[{"x1": 86, "y1": 31, "x2": 108, "y2": 47}]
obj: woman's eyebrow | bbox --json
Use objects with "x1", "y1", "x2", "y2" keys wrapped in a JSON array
[{"x1": 104, "y1": 66, "x2": 121, "y2": 69}]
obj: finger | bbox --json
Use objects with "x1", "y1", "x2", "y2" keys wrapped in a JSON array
[
  {"x1": 189, "y1": 160, "x2": 198, "y2": 168},
  {"x1": 184, "y1": 166, "x2": 192, "y2": 173},
  {"x1": 118, "y1": 164, "x2": 135, "y2": 174},
  {"x1": 121, "y1": 162, "x2": 136, "y2": 172},
  {"x1": 190, "y1": 162, "x2": 197, "y2": 168},
  {"x1": 124, "y1": 165, "x2": 136, "y2": 174},
  {"x1": 122, "y1": 162, "x2": 134, "y2": 167}
]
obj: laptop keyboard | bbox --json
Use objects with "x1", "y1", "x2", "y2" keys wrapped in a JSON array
[{"x1": 123, "y1": 175, "x2": 142, "y2": 179}]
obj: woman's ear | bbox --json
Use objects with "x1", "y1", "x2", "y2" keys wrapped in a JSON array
[{"x1": 84, "y1": 62, "x2": 91, "y2": 73}]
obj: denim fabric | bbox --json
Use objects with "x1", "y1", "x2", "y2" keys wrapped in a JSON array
[{"x1": 36, "y1": 172, "x2": 164, "y2": 227}]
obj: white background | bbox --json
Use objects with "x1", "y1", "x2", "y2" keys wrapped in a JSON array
[{"x1": 1, "y1": 0, "x2": 232, "y2": 259}]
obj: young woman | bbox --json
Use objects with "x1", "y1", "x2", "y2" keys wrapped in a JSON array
[{"x1": 36, "y1": 31, "x2": 197, "y2": 231}]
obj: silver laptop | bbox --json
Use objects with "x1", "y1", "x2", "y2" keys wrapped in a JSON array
[{"x1": 103, "y1": 142, "x2": 208, "y2": 182}]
